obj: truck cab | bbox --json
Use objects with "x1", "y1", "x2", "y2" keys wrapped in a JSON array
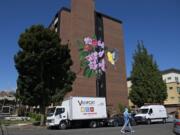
[{"x1": 46, "y1": 106, "x2": 68, "y2": 129}]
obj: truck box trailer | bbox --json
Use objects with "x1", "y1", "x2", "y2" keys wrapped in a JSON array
[{"x1": 46, "y1": 97, "x2": 107, "y2": 129}]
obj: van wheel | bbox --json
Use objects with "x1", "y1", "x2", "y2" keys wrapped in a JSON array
[
  {"x1": 131, "y1": 120, "x2": 137, "y2": 126},
  {"x1": 147, "y1": 119, "x2": 151, "y2": 125},
  {"x1": 59, "y1": 122, "x2": 67, "y2": 130},
  {"x1": 89, "y1": 121, "x2": 97, "y2": 128},
  {"x1": 163, "y1": 118, "x2": 166, "y2": 124}
]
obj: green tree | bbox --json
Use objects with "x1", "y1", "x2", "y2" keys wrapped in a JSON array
[
  {"x1": 118, "y1": 102, "x2": 126, "y2": 114},
  {"x1": 14, "y1": 25, "x2": 76, "y2": 125},
  {"x1": 129, "y1": 41, "x2": 167, "y2": 107}
]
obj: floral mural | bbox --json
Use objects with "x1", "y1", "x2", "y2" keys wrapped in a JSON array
[{"x1": 77, "y1": 35, "x2": 119, "y2": 78}]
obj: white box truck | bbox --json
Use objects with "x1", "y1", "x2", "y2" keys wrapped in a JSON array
[
  {"x1": 134, "y1": 105, "x2": 167, "y2": 124},
  {"x1": 46, "y1": 97, "x2": 107, "y2": 129}
]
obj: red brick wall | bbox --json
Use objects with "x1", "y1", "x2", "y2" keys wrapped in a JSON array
[
  {"x1": 58, "y1": 0, "x2": 128, "y2": 112},
  {"x1": 60, "y1": 10, "x2": 71, "y2": 45},
  {"x1": 66, "y1": 0, "x2": 97, "y2": 97},
  {"x1": 103, "y1": 17, "x2": 128, "y2": 110}
]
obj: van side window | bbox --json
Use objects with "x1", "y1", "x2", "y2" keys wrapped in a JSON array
[
  {"x1": 149, "y1": 108, "x2": 153, "y2": 114},
  {"x1": 55, "y1": 108, "x2": 65, "y2": 115}
]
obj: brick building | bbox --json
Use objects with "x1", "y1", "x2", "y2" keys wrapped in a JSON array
[{"x1": 49, "y1": 0, "x2": 128, "y2": 112}]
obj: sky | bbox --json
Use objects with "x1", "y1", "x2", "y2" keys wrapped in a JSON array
[{"x1": 0, "y1": 0, "x2": 179, "y2": 91}]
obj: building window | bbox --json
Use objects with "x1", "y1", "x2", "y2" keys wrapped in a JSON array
[
  {"x1": 175, "y1": 77, "x2": 179, "y2": 82},
  {"x1": 177, "y1": 87, "x2": 180, "y2": 94},
  {"x1": 163, "y1": 79, "x2": 166, "y2": 83},
  {"x1": 168, "y1": 77, "x2": 171, "y2": 80},
  {"x1": 170, "y1": 97, "x2": 175, "y2": 99},
  {"x1": 169, "y1": 87, "x2": 173, "y2": 90}
]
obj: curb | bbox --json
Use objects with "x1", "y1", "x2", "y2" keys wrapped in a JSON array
[{"x1": 5, "y1": 123, "x2": 32, "y2": 128}]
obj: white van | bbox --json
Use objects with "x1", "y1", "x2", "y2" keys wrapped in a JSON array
[{"x1": 134, "y1": 105, "x2": 167, "y2": 124}]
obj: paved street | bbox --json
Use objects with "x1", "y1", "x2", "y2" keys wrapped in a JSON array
[{"x1": 3, "y1": 123, "x2": 174, "y2": 135}]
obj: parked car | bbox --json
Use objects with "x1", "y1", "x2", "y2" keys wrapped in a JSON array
[
  {"x1": 166, "y1": 114, "x2": 175, "y2": 123},
  {"x1": 108, "y1": 114, "x2": 136, "y2": 127},
  {"x1": 173, "y1": 110, "x2": 180, "y2": 135}
]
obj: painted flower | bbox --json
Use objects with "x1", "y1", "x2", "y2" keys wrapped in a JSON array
[
  {"x1": 98, "y1": 40, "x2": 104, "y2": 48},
  {"x1": 86, "y1": 52, "x2": 97, "y2": 62},
  {"x1": 89, "y1": 62, "x2": 98, "y2": 70},
  {"x1": 78, "y1": 36, "x2": 118, "y2": 77},
  {"x1": 84, "y1": 45, "x2": 92, "y2": 51},
  {"x1": 84, "y1": 37, "x2": 92, "y2": 45},
  {"x1": 99, "y1": 59, "x2": 106, "y2": 71},
  {"x1": 98, "y1": 50, "x2": 104, "y2": 58},
  {"x1": 92, "y1": 39, "x2": 98, "y2": 46}
]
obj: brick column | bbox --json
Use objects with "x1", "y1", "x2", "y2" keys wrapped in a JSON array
[
  {"x1": 67, "y1": 0, "x2": 97, "y2": 97},
  {"x1": 103, "y1": 18, "x2": 128, "y2": 110}
]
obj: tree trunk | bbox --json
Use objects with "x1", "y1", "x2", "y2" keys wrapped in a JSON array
[
  {"x1": 40, "y1": 61, "x2": 46, "y2": 126},
  {"x1": 40, "y1": 104, "x2": 46, "y2": 126}
]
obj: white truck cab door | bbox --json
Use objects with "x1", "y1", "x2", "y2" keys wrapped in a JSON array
[
  {"x1": 54, "y1": 107, "x2": 66, "y2": 125},
  {"x1": 148, "y1": 108, "x2": 155, "y2": 119}
]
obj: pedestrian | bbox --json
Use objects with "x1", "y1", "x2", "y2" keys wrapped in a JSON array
[{"x1": 121, "y1": 107, "x2": 135, "y2": 133}]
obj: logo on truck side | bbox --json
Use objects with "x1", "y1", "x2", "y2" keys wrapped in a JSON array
[
  {"x1": 78, "y1": 100, "x2": 95, "y2": 106},
  {"x1": 81, "y1": 107, "x2": 94, "y2": 112}
]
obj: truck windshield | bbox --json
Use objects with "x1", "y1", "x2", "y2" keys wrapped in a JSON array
[
  {"x1": 47, "y1": 107, "x2": 56, "y2": 117},
  {"x1": 139, "y1": 109, "x2": 149, "y2": 114}
]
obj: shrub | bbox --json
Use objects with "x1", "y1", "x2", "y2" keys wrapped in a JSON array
[{"x1": 27, "y1": 112, "x2": 41, "y2": 121}]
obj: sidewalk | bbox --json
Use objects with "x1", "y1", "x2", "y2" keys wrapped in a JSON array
[
  {"x1": 5, "y1": 123, "x2": 47, "y2": 130},
  {"x1": 6, "y1": 123, "x2": 33, "y2": 128}
]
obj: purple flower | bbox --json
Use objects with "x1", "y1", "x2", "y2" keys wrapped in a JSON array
[
  {"x1": 85, "y1": 52, "x2": 99, "y2": 71},
  {"x1": 98, "y1": 50, "x2": 104, "y2": 58},
  {"x1": 93, "y1": 52, "x2": 98, "y2": 58},
  {"x1": 99, "y1": 59, "x2": 106, "y2": 72},
  {"x1": 82, "y1": 37, "x2": 106, "y2": 73},
  {"x1": 98, "y1": 40, "x2": 104, "y2": 48},
  {"x1": 89, "y1": 63, "x2": 98, "y2": 70}
]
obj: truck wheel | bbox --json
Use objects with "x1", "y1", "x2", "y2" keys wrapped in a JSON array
[
  {"x1": 162, "y1": 118, "x2": 166, "y2": 124},
  {"x1": 147, "y1": 119, "x2": 151, "y2": 125},
  {"x1": 89, "y1": 121, "x2": 97, "y2": 128},
  {"x1": 113, "y1": 121, "x2": 119, "y2": 127},
  {"x1": 59, "y1": 122, "x2": 67, "y2": 130}
]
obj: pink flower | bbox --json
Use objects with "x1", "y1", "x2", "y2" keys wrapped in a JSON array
[
  {"x1": 92, "y1": 39, "x2": 98, "y2": 46},
  {"x1": 84, "y1": 37, "x2": 92, "y2": 45},
  {"x1": 89, "y1": 63, "x2": 98, "y2": 70},
  {"x1": 81, "y1": 37, "x2": 107, "y2": 73}
]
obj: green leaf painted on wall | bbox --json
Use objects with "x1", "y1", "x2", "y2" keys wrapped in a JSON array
[
  {"x1": 83, "y1": 67, "x2": 95, "y2": 78},
  {"x1": 77, "y1": 40, "x2": 84, "y2": 51},
  {"x1": 92, "y1": 34, "x2": 97, "y2": 40},
  {"x1": 80, "y1": 60, "x2": 89, "y2": 68},
  {"x1": 79, "y1": 51, "x2": 89, "y2": 61}
]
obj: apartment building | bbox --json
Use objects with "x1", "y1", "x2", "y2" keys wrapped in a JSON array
[
  {"x1": 49, "y1": 0, "x2": 128, "y2": 112},
  {"x1": 162, "y1": 68, "x2": 180, "y2": 112},
  {"x1": 127, "y1": 68, "x2": 180, "y2": 112}
]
